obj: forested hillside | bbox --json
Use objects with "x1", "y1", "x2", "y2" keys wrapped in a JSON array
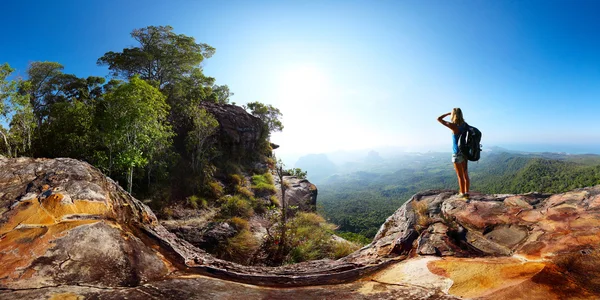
[
  {"x1": 319, "y1": 151, "x2": 600, "y2": 239},
  {"x1": 0, "y1": 25, "x2": 357, "y2": 266}
]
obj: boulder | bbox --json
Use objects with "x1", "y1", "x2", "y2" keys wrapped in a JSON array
[
  {"x1": 275, "y1": 175, "x2": 318, "y2": 212},
  {"x1": 200, "y1": 102, "x2": 265, "y2": 161}
]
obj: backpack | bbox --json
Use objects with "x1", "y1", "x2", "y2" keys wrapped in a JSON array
[{"x1": 458, "y1": 123, "x2": 482, "y2": 161}]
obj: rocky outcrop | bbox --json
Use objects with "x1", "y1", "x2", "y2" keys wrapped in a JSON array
[
  {"x1": 275, "y1": 175, "x2": 318, "y2": 212},
  {"x1": 349, "y1": 187, "x2": 600, "y2": 299},
  {"x1": 2, "y1": 156, "x2": 600, "y2": 299},
  {"x1": 200, "y1": 102, "x2": 265, "y2": 161}
]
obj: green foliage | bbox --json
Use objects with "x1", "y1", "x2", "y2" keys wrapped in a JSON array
[
  {"x1": 228, "y1": 217, "x2": 249, "y2": 231},
  {"x1": 335, "y1": 231, "x2": 371, "y2": 246},
  {"x1": 0, "y1": 63, "x2": 14, "y2": 115},
  {"x1": 251, "y1": 172, "x2": 276, "y2": 194},
  {"x1": 21, "y1": 62, "x2": 65, "y2": 125},
  {"x1": 39, "y1": 101, "x2": 94, "y2": 159},
  {"x1": 230, "y1": 174, "x2": 244, "y2": 186},
  {"x1": 208, "y1": 181, "x2": 225, "y2": 198},
  {"x1": 283, "y1": 212, "x2": 359, "y2": 264},
  {"x1": 0, "y1": 63, "x2": 37, "y2": 158},
  {"x1": 97, "y1": 25, "x2": 215, "y2": 89},
  {"x1": 220, "y1": 195, "x2": 254, "y2": 218},
  {"x1": 99, "y1": 76, "x2": 173, "y2": 193},
  {"x1": 244, "y1": 101, "x2": 283, "y2": 135},
  {"x1": 236, "y1": 186, "x2": 255, "y2": 198},
  {"x1": 221, "y1": 229, "x2": 260, "y2": 265},
  {"x1": 185, "y1": 106, "x2": 218, "y2": 176},
  {"x1": 270, "y1": 195, "x2": 280, "y2": 206},
  {"x1": 331, "y1": 240, "x2": 359, "y2": 259},
  {"x1": 186, "y1": 195, "x2": 207, "y2": 209},
  {"x1": 287, "y1": 168, "x2": 307, "y2": 179}
]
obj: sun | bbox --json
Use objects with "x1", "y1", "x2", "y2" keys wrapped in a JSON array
[{"x1": 278, "y1": 64, "x2": 329, "y2": 98}]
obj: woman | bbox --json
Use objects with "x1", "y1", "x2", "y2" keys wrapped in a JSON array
[{"x1": 437, "y1": 108, "x2": 470, "y2": 199}]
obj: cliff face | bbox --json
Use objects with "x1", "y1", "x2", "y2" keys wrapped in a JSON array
[
  {"x1": 1, "y1": 157, "x2": 600, "y2": 299},
  {"x1": 200, "y1": 102, "x2": 266, "y2": 163}
]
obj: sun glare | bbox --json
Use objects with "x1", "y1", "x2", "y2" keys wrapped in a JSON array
[{"x1": 278, "y1": 64, "x2": 329, "y2": 98}]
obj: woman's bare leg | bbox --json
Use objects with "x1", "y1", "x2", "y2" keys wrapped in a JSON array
[
  {"x1": 463, "y1": 161, "x2": 470, "y2": 194},
  {"x1": 453, "y1": 162, "x2": 465, "y2": 194}
]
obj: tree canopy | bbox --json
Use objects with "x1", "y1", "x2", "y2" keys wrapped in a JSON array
[{"x1": 97, "y1": 25, "x2": 215, "y2": 89}]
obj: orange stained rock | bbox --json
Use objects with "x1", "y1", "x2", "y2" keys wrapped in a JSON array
[
  {"x1": 427, "y1": 257, "x2": 545, "y2": 298},
  {"x1": 0, "y1": 194, "x2": 108, "y2": 235},
  {"x1": 504, "y1": 196, "x2": 533, "y2": 209},
  {"x1": 519, "y1": 210, "x2": 544, "y2": 223},
  {"x1": 478, "y1": 263, "x2": 598, "y2": 300},
  {"x1": 48, "y1": 292, "x2": 85, "y2": 300},
  {"x1": 0, "y1": 220, "x2": 100, "y2": 283},
  {"x1": 570, "y1": 214, "x2": 600, "y2": 229},
  {"x1": 544, "y1": 191, "x2": 589, "y2": 208},
  {"x1": 41, "y1": 193, "x2": 109, "y2": 219},
  {"x1": 588, "y1": 194, "x2": 600, "y2": 209}
]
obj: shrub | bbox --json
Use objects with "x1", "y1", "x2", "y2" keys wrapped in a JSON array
[
  {"x1": 251, "y1": 197, "x2": 267, "y2": 215},
  {"x1": 221, "y1": 229, "x2": 260, "y2": 265},
  {"x1": 411, "y1": 200, "x2": 432, "y2": 230},
  {"x1": 208, "y1": 181, "x2": 224, "y2": 198},
  {"x1": 331, "y1": 240, "x2": 360, "y2": 259},
  {"x1": 287, "y1": 168, "x2": 307, "y2": 179},
  {"x1": 228, "y1": 217, "x2": 250, "y2": 231},
  {"x1": 220, "y1": 195, "x2": 254, "y2": 218},
  {"x1": 284, "y1": 212, "x2": 337, "y2": 264},
  {"x1": 270, "y1": 195, "x2": 280, "y2": 206},
  {"x1": 230, "y1": 174, "x2": 244, "y2": 187},
  {"x1": 251, "y1": 173, "x2": 276, "y2": 195},
  {"x1": 186, "y1": 195, "x2": 208, "y2": 209},
  {"x1": 236, "y1": 186, "x2": 255, "y2": 198}
]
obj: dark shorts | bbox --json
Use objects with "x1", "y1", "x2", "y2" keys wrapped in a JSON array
[{"x1": 452, "y1": 153, "x2": 465, "y2": 164}]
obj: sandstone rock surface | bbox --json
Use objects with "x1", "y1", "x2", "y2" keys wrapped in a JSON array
[
  {"x1": 200, "y1": 102, "x2": 265, "y2": 159},
  {"x1": 2, "y1": 157, "x2": 600, "y2": 299},
  {"x1": 275, "y1": 175, "x2": 318, "y2": 212}
]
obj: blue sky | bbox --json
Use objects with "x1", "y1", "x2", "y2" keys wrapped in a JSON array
[{"x1": 2, "y1": 0, "x2": 600, "y2": 162}]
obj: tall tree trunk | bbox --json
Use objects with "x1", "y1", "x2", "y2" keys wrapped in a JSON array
[
  {"x1": 0, "y1": 131, "x2": 12, "y2": 157},
  {"x1": 127, "y1": 166, "x2": 133, "y2": 194},
  {"x1": 108, "y1": 147, "x2": 113, "y2": 177},
  {"x1": 276, "y1": 165, "x2": 287, "y2": 261}
]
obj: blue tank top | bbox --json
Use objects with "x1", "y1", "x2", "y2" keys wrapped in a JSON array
[{"x1": 452, "y1": 123, "x2": 468, "y2": 154}]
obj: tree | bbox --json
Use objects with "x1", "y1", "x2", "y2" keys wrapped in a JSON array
[
  {"x1": 211, "y1": 84, "x2": 233, "y2": 104},
  {"x1": 0, "y1": 63, "x2": 15, "y2": 156},
  {"x1": 97, "y1": 25, "x2": 215, "y2": 90},
  {"x1": 287, "y1": 168, "x2": 307, "y2": 179},
  {"x1": 39, "y1": 100, "x2": 94, "y2": 159},
  {"x1": 99, "y1": 76, "x2": 173, "y2": 193},
  {"x1": 275, "y1": 159, "x2": 288, "y2": 261},
  {"x1": 0, "y1": 63, "x2": 37, "y2": 157},
  {"x1": 185, "y1": 106, "x2": 219, "y2": 188},
  {"x1": 19, "y1": 62, "x2": 65, "y2": 126},
  {"x1": 244, "y1": 101, "x2": 284, "y2": 135},
  {"x1": 7, "y1": 93, "x2": 36, "y2": 157}
]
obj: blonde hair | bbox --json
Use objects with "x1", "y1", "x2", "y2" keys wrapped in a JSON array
[{"x1": 451, "y1": 108, "x2": 465, "y2": 125}]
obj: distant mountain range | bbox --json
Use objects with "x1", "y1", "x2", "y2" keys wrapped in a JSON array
[{"x1": 294, "y1": 145, "x2": 600, "y2": 185}]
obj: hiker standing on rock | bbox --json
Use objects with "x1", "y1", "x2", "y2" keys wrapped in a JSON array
[{"x1": 437, "y1": 108, "x2": 470, "y2": 199}]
